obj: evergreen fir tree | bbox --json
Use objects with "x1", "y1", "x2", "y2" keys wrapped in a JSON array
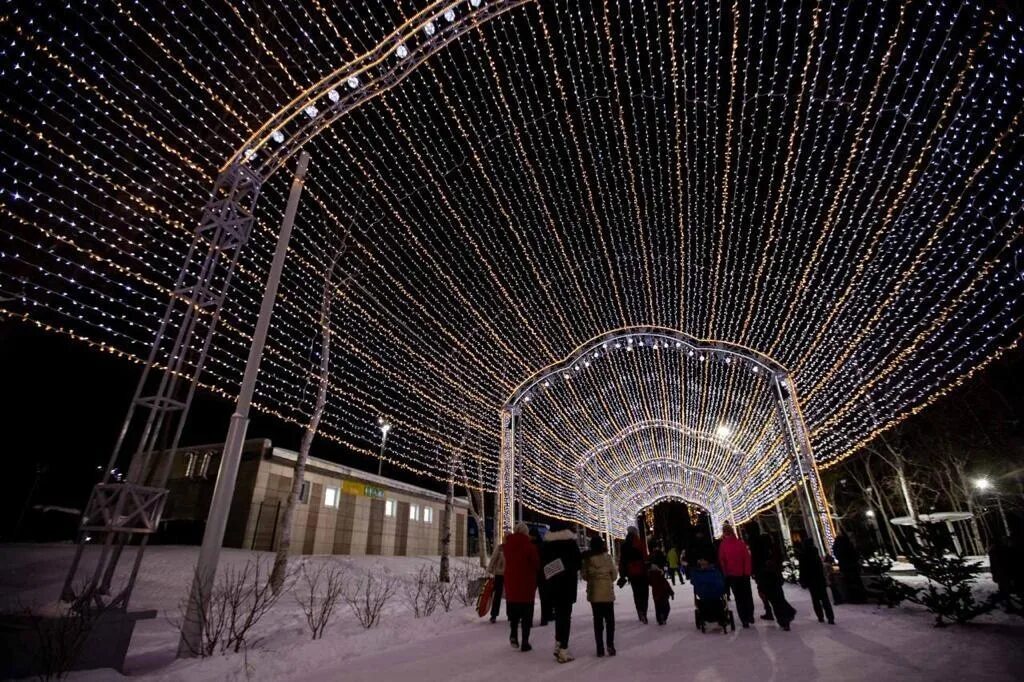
[{"x1": 905, "y1": 526, "x2": 994, "y2": 627}]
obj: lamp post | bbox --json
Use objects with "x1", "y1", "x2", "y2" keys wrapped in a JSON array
[
  {"x1": 377, "y1": 418, "x2": 392, "y2": 477},
  {"x1": 865, "y1": 509, "x2": 885, "y2": 553},
  {"x1": 973, "y1": 477, "x2": 1011, "y2": 538}
]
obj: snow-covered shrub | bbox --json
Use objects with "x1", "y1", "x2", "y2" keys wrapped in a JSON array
[
  {"x1": 436, "y1": 575, "x2": 458, "y2": 612},
  {"x1": 8, "y1": 599, "x2": 106, "y2": 680},
  {"x1": 176, "y1": 557, "x2": 284, "y2": 656},
  {"x1": 343, "y1": 567, "x2": 399, "y2": 628},
  {"x1": 452, "y1": 562, "x2": 488, "y2": 607},
  {"x1": 402, "y1": 564, "x2": 440, "y2": 618},
  {"x1": 861, "y1": 553, "x2": 914, "y2": 608},
  {"x1": 294, "y1": 560, "x2": 346, "y2": 639}
]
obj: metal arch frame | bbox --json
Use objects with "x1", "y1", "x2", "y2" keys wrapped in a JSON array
[
  {"x1": 498, "y1": 327, "x2": 834, "y2": 550},
  {"x1": 580, "y1": 457, "x2": 735, "y2": 527},
  {"x1": 62, "y1": 0, "x2": 533, "y2": 612},
  {"x1": 600, "y1": 461, "x2": 736, "y2": 538},
  {"x1": 230, "y1": 0, "x2": 533, "y2": 182},
  {"x1": 573, "y1": 419, "x2": 756, "y2": 508},
  {"x1": 503, "y1": 326, "x2": 788, "y2": 409},
  {"x1": 575, "y1": 419, "x2": 749, "y2": 473},
  {"x1": 614, "y1": 482, "x2": 729, "y2": 538}
]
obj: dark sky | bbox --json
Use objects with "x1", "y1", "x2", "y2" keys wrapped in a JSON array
[{"x1": 0, "y1": 319, "x2": 379, "y2": 539}]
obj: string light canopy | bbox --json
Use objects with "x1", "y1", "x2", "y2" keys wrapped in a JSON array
[{"x1": 2, "y1": 1, "x2": 1022, "y2": 536}]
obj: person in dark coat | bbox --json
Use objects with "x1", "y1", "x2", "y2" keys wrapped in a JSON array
[
  {"x1": 649, "y1": 543, "x2": 667, "y2": 570},
  {"x1": 503, "y1": 522, "x2": 540, "y2": 651},
  {"x1": 530, "y1": 526, "x2": 554, "y2": 626},
  {"x1": 686, "y1": 530, "x2": 714, "y2": 567},
  {"x1": 541, "y1": 520, "x2": 582, "y2": 663},
  {"x1": 987, "y1": 532, "x2": 1011, "y2": 593},
  {"x1": 798, "y1": 536, "x2": 835, "y2": 624},
  {"x1": 751, "y1": 531, "x2": 796, "y2": 630},
  {"x1": 648, "y1": 564, "x2": 675, "y2": 625},
  {"x1": 619, "y1": 526, "x2": 650, "y2": 623},
  {"x1": 832, "y1": 532, "x2": 866, "y2": 603},
  {"x1": 747, "y1": 525, "x2": 775, "y2": 620}
]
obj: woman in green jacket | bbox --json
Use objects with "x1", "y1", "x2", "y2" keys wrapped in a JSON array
[{"x1": 581, "y1": 535, "x2": 616, "y2": 657}]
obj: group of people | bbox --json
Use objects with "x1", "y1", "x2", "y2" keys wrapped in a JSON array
[
  {"x1": 487, "y1": 520, "x2": 841, "y2": 663},
  {"x1": 486, "y1": 520, "x2": 598, "y2": 663}
]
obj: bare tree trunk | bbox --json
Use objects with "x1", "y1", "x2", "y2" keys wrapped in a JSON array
[
  {"x1": 954, "y1": 463, "x2": 986, "y2": 555},
  {"x1": 270, "y1": 248, "x2": 345, "y2": 595},
  {"x1": 440, "y1": 457, "x2": 454, "y2": 583},
  {"x1": 870, "y1": 479, "x2": 903, "y2": 555}
]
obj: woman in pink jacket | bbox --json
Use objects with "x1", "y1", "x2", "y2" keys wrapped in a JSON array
[{"x1": 717, "y1": 523, "x2": 755, "y2": 627}]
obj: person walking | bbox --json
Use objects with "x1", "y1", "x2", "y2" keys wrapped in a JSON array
[
  {"x1": 718, "y1": 523, "x2": 755, "y2": 627},
  {"x1": 798, "y1": 535, "x2": 835, "y2": 624},
  {"x1": 832, "y1": 532, "x2": 866, "y2": 603},
  {"x1": 530, "y1": 526, "x2": 554, "y2": 626},
  {"x1": 541, "y1": 520, "x2": 582, "y2": 663},
  {"x1": 648, "y1": 563, "x2": 675, "y2": 625},
  {"x1": 581, "y1": 535, "x2": 616, "y2": 657},
  {"x1": 758, "y1": 535, "x2": 796, "y2": 630},
  {"x1": 686, "y1": 530, "x2": 714, "y2": 566},
  {"x1": 619, "y1": 526, "x2": 650, "y2": 623},
  {"x1": 486, "y1": 540, "x2": 506, "y2": 623},
  {"x1": 503, "y1": 522, "x2": 540, "y2": 651},
  {"x1": 666, "y1": 544, "x2": 681, "y2": 585},
  {"x1": 747, "y1": 525, "x2": 775, "y2": 621}
]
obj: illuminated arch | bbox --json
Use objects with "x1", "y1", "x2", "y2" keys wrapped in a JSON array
[{"x1": 498, "y1": 326, "x2": 835, "y2": 552}]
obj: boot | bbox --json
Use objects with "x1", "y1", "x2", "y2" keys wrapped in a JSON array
[
  {"x1": 510, "y1": 635, "x2": 519, "y2": 648},
  {"x1": 596, "y1": 644, "x2": 605, "y2": 657},
  {"x1": 556, "y1": 648, "x2": 575, "y2": 664},
  {"x1": 607, "y1": 644, "x2": 616, "y2": 656}
]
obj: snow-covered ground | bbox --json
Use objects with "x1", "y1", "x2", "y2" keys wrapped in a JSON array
[{"x1": 2, "y1": 544, "x2": 1022, "y2": 681}]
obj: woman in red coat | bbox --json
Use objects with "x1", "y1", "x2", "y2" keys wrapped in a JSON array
[
  {"x1": 718, "y1": 523, "x2": 755, "y2": 627},
  {"x1": 502, "y1": 522, "x2": 540, "y2": 651}
]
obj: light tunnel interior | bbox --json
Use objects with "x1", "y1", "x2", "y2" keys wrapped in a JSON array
[{"x1": 501, "y1": 329, "x2": 808, "y2": 537}]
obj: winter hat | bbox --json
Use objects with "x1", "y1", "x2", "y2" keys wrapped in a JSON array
[
  {"x1": 627, "y1": 525, "x2": 639, "y2": 537},
  {"x1": 514, "y1": 521, "x2": 530, "y2": 535},
  {"x1": 722, "y1": 523, "x2": 735, "y2": 537},
  {"x1": 590, "y1": 535, "x2": 606, "y2": 553}
]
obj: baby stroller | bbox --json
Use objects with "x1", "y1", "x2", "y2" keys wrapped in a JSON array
[
  {"x1": 690, "y1": 564, "x2": 736, "y2": 634},
  {"x1": 694, "y1": 594, "x2": 736, "y2": 634}
]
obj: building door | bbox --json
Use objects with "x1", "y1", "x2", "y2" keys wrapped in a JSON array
[
  {"x1": 366, "y1": 498, "x2": 385, "y2": 555},
  {"x1": 251, "y1": 499, "x2": 281, "y2": 551}
]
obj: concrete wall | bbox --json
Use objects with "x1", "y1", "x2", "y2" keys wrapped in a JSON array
[{"x1": 242, "y1": 456, "x2": 469, "y2": 557}]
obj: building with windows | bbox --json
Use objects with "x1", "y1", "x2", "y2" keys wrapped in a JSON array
[{"x1": 163, "y1": 439, "x2": 471, "y2": 557}]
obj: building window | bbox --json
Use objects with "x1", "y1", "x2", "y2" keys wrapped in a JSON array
[
  {"x1": 324, "y1": 486, "x2": 339, "y2": 509},
  {"x1": 299, "y1": 480, "x2": 311, "y2": 504},
  {"x1": 410, "y1": 504, "x2": 419, "y2": 521},
  {"x1": 385, "y1": 499, "x2": 396, "y2": 517},
  {"x1": 423, "y1": 507, "x2": 434, "y2": 523}
]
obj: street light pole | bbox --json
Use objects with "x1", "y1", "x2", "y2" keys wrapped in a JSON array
[
  {"x1": 179, "y1": 152, "x2": 310, "y2": 658},
  {"x1": 994, "y1": 493, "x2": 1011, "y2": 538},
  {"x1": 377, "y1": 419, "x2": 391, "y2": 477},
  {"x1": 974, "y1": 476, "x2": 1012, "y2": 539},
  {"x1": 865, "y1": 509, "x2": 885, "y2": 554}
]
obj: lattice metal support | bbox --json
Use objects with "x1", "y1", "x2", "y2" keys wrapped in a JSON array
[
  {"x1": 497, "y1": 407, "x2": 516, "y2": 536},
  {"x1": 773, "y1": 374, "x2": 836, "y2": 554},
  {"x1": 60, "y1": 163, "x2": 263, "y2": 610}
]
